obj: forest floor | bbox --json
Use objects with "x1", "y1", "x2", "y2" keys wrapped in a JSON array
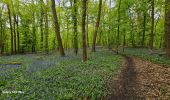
[
  {"x1": 1, "y1": 48, "x2": 170, "y2": 99},
  {"x1": 106, "y1": 55, "x2": 170, "y2": 100},
  {"x1": 0, "y1": 50, "x2": 122, "y2": 99}
]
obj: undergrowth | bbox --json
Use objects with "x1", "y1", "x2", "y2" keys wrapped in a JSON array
[{"x1": 0, "y1": 50, "x2": 122, "y2": 99}]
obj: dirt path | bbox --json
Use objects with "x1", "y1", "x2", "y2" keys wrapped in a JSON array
[{"x1": 105, "y1": 55, "x2": 170, "y2": 100}]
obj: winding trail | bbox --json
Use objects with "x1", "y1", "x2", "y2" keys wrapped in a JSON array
[{"x1": 105, "y1": 55, "x2": 170, "y2": 100}]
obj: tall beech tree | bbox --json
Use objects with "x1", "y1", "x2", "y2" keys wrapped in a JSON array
[
  {"x1": 51, "y1": 0, "x2": 65, "y2": 56},
  {"x1": 116, "y1": 0, "x2": 122, "y2": 54},
  {"x1": 7, "y1": 4, "x2": 13, "y2": 54},
  {"x1": 82, "y1": 0, "x2": 88, "y2": 61},
  {"x1": 16, "y1": 15, "x2": 20, "y2": 53},
  {"x1": 92, "y1": 0, "x2": 102, "y2": 52},
  {"x1": 142, "y1": 12, "x2": 146, "y2": 47},
  {"x1": 44, "y1": 1, "x2": 49, "y2": 54},
  {"x1": 40, "y1": 0, "x2": 44, "y2": 49},
  {"x1": 150, "y1": 0, "x2": 155, "y2": 50},
  {"x1": 165, "y1": 0, "x2": 170, "y2": 57},
  {"x1": 0, "y1": 4, "x2": 5, "y2": 55},
  {"x1": 73, "y1": 0, "x2": 78, "y2": 55},
  {"x1": 32, "y1": 0, "x2": 36, "y2": 53}
]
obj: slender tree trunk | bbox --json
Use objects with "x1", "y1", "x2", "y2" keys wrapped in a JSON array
[
  {"x1": 92, "y1": 0, "x2": 102, "y2": 52},
  {"x1": 11, "y1": 0, "x2": 16, "y2": 54},
  {"x1": 82, "y1": 0, "x2": 88, "y2": 62},
  {"x1": 86, "y1": 14, "x2": 89, "y2": 47},
  {"x1": 32, "y1": 0, "x2": 36, "y2": 53},
  {"x1": 7, "y1": 4, "x2": 13, "y2": 54},
  {"x1": 116, "y1": 0, "x2": 121, "y2": 54},
  {"x1": 0, "y1": 21, "x2": 2, "y2": 54},
  {"x1": 123, "y1": 31, "x2": 126, "y2": 52},
  {"x1": 13, "y1": 14, "x2": 17, "y2": 54},
  {"x1": 142, "y1": 12, "x2": 146, "y2": 47},
  {"x1": 150, "y1": 0, "x2": 154, "y2": 50},
  {"x1": 108, "y1": 0, "x2": 112, "y2": 49},
  {"x1": 45, "y1": 4, "x2": 49, "y2": 54},
  {"x1": 16, "y1": 16, "x2": 20, "y2": 53},
  {"x1": 165, "y1": 0, "x2": 170, "y2": 57},
  {"x1": 0, "y1": 8, "x2": 3, "y2": 54},
  {"x1": 66, "y1": 15, "x2": 69, "y2": 49},
  {"x1": 73, "y1": 0, "x2": 78, "y2": 55},
  {"x1": 40, "y1": 0, "x2": 44, "y2": 49},
  {"x1": 51, "y1": 0, "x2": 65, "y2": 56}
]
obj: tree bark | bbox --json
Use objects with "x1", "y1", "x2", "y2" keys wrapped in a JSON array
[
  {"x1": 45, "y1": 3, "x2": 49, "y2": 54},
  {"x1": 165, "y1": 0, "x2": 170, "y2": 57},
  {"x1": 150, "y1": 0, "x2": 154, "y2": 50},
  {"x1": 73, "y1": 0, "x2": 78, "y2": 55},
  {"x1": 86, "y1": 14, "x2": 89, "y2": 47},
  {"x1": 142, "y1": 12, "x2": 146, "y2": 47},
  {"x1": 92, "y1": 0, "x2": 102, "y2": 52},
  {"x1": 32, "y1": 0, "x2": 36, "y2": 53},
  {"x1": 116, "y1": 0, "x2": 121, "y2": 54},
  {"x1": 51, "y1": 0, "x2": 65, "y2": 56},
  {"x1": 82, "y1": 0, "x2": 88, "y2": 61},
  {"x1": 7, "y1": 4, "x2": 13, "y2": 54},
  {"x1": 40, "y1": 0, "x2": 44, "y2": 49},
  {"x1": 13, "y1": 14, "x2": 17, "y2": 54},
  {"x1": 16, "y1": 16, "x2": 20, "y2": 53}
]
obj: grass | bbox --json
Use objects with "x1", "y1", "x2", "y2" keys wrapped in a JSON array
[
  {"x1": 0, "y1": 50, "x2": 122, "y2": 99},
  {"x1": 122, "y1": 48, "x2": 170, "y2": 67}
]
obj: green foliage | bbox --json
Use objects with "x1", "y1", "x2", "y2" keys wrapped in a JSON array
[{"x1": 0, "y1": 50, "x2": 122, "y2": 99}]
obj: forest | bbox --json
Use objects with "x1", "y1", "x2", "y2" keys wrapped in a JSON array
[{"x1": 0, "y1": 0, "x2": 170, "y2": 99}]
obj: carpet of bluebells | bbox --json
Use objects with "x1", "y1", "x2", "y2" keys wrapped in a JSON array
[{"x1": 0, "y1": 50, "x2": 122, "y2": 99}]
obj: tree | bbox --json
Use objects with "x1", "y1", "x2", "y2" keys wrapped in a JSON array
[
  {"x1": 16, "y1": 15, "x2": 20, "y2": 53},
  {"x1": 44, "y1": 1, "x2": 49, "y2": 54},
  {"x1": 0, "y1": 4, "x2": 5, "y2": 55},
  {"x1": 51, "y1": 0, "x2": 65, "y2": 56},
  {"x1": 92, "y1": 0, "x2": 102, "y2": 52},
  {"x1": 16, "y1": 0, "x2": 20, "y2": 53},
  {"x1": 150, "y1": 0, "x2": 155, "y2": 50},
  {"x1": 7, "y1": 4, "x2": 13, "y2": 54},
  {"x1": 82, "y1": 0, "x2": 88, "y2": 62},
  {"x1": 73, "y1": 0, "x2": 78, "y2": 55},
  {"x1": 11, "y1": 0, "x2": 17, "y2": 54},
  {"x1": 165, "y1": 0, "x2": 170, "y2": 57},
  {"x1": 39, "y1": 0, "x2": 44, "y2": 49},
  {"x1": 142, "y1": 12, "x2": 146, "y2": 47},
  {"x1": 31, "y1": 0, "x2": 36, "y2": 53},
  {"x1": 116, "y1": 0, "x2": 122, "y2": 54}
]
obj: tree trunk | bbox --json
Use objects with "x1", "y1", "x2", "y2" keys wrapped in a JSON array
[
  {"x1": 32, "y1": 0, "x2": 36, "y2": 53},
  {"x1": 150, "y1": 0, "x2": 154, "y2": 50},
  {"x1": 123, "y1": 32, "x2": 126, "y2": 52},
  {"x1": 16, "y1": 16, "x2": 20, "y2": 53},
  {"x1": 51, "y1": 0, "x2": 65, "y2": 56},
  {"x1": 40, "y1": 0, "x2": 44, "y2": 49},
  {"x1": 0, "y1": 7, "x2": 3, "y2": 54},
  {"x1": 13, "y1": 14, "x2": 17, "y2": 54},
  {"x1": 66, "y1": 15, "x2": 69, "y2": 50},
  {"x1": 7, "y1": 4, "x2": 13, "y2": 54},
  {"x1": 116, "y1": 0, "x2": 122, "y2": 54},
  {"x1": 142, "y1": 12, "x2": 146, "y2": 47},
  {"x1": 82, "y1": 0, "x2": 88, "y2": 62},
  {"x1": 45, "y1": 4, "x2": 49, "y2": 54},
  {"x1": 92, "y1": 0, "x2": 102, "y2": 52},
  {"x1": 73, "y1": 0, "x2": 78, "y2": 55},
  {"x1": 165, "y1": 0, "x2": 170, "y2": 57},
  {"x1": 86, "y1": 14, "x2": 89, "y2": 47}
]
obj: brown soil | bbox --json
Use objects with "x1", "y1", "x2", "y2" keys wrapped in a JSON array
[{"x1": 105, "y1": 55, "x2": 170, "y2": 100}]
